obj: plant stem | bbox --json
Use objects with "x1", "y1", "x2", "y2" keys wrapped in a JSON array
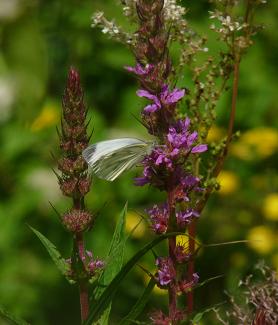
[
  {"x1": 167, "y1": 191, "x2": 177, "y2": 320},
  {"x1": 187, "y1": 219, "x2": 196, "y2": 315},
  {"x1": 197, "y1": 59, "x2": 240, "y2": 214},
  {"x1": 75, "y1": 232, "x2": 89, "y2": 322}
]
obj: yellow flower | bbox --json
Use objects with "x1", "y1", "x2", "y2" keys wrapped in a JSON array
[
  {"x1": 231, "y1": 127, "x2": 278, "y2": 160},
  {"x1": 247, "y1": 226, "x2": 275, "y2": 254},
  {"x1": 263, "y1": 193, "x2": 278, "y2": 221},
  {"x1": 31, "y1": 102, "x2": 59, "y2": 132},
  {"x1": 206, "y1": 125, "x2": 225, "y2": 143},
  {"x1": 217, "y1": 170, "x2": 239, "y2": 195},
  {"x1": 125, "y1": 211, "x2": 147, "y2": 238}
]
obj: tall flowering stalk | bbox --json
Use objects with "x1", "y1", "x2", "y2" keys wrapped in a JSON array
[
  {"x1": 57, "y1": 68, "x2": 104, "y2": 322},
  {"x1": 91, "y1": 0, "x2": 264, "y2": 322},
  {"x1": 126, "y1": 1, "x2": 207, "y2": 322}
]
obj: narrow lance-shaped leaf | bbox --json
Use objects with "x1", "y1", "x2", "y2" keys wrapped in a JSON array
[
  {"x1": 93, "y1": 203, "x2": 127, "y2": 325},
  {"x1": 83, "y1": 231, "x2": 183, "y2": 325},
  {"x1": 29, "y1": 226, "x2": 72, "y2": 283},
  {"x1": 119, "y1": 277, "x2": 156, "y2": 325}
]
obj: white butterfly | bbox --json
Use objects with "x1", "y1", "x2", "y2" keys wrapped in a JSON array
[{"x1": 82, "y1": 138, "x2": 153, "y2": 181}]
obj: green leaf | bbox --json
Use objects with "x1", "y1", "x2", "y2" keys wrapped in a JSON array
[
  {"x1": 83, "y1": 231, "x2": 182, "y2": 325},
  {"x1": 0, "y1": 305, "x2": 30, "y2": 325},
  {"x1": 119, "y1": 277, "x2": 155, "y2": 325},
  {"x1": 93, "y1": 203, "x2": 127, "y2": 325},
  {"x1": 29, "y1": 226, "x2": 71, "y2": 283}
]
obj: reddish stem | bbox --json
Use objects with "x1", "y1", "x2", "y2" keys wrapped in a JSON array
[
  {"x1": 75, "y1": 232, "x2": 89, "y2": 322},
  {"x1": 167, "y1": 191, "x2": 177, "y2": 320},
  {"x1": 187, "y1": 219, "x2": 196, "y2": 314}
]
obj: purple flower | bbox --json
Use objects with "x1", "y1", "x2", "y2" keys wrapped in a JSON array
[
  {"x1": 176, "y1": 209, "x2": 199, "y2": 228},
  {"x1": 160, "y1": 84, "x2": 185, "y2": 105},
  {"x1": 155, "y1": 257, "x2": 176, "y2": 286},
  {"x1": 147, "y1": 204, "x2": 169, "y2": 234},
  {"x1": 178, "y1": 272, "x2": 199, "y2": 293},
  {"x1": 167, "y1": 118, "x2": 208, "y2": 154},
  {"x1": 137, "y1": 84, "x2": 185, "y2": 113},
  {"x1": 125, "y1": 63, "x2": 154, "y2": 76}
]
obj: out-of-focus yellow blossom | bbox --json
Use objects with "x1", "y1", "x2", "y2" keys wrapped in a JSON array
[
  {"x1": 31, "y1": 102, "x2": 59, "y2": 132},
  {"x1": 206, "y1": 125, "x2": 225, "y2": 143},
  {"x1": 231, "y1": 127, "x2": 278, "y2": 160},
  {"x1": 125, "y1": 211, "x2": 147, "y2": 238},
  {"x1": 247, "y1": 226, "x2": 276, "y2": 254},
  {"x1": 176, "y1": 234, "x2": 201, "y2": 251},
  {"x1": 263, "y1": 193, "x2": 278, "y2": 221},
  {"x1": 217, "y1": 170, "x2": 239, "y2": 195}
]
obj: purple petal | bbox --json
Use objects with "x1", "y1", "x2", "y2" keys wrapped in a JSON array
[
  {"x1": 144, "y1": 104, "x2": 160, "y2": 113},
  {"x1": 191, "y1": 144, "x2": 208, "y2": 153},
  {"x1": 165, "y1": 88, "x2": 185, "y2": 105},
  {"x1": 187, "y1": 131, "x2": 198, "y2": 146},
  {"x1": 136, "y1": 89, "x2": 157, "y2": 101}
]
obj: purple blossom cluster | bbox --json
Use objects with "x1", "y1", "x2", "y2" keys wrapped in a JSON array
[
  {"x1": 66, "y1": 250, "x2": 104, "y2": 281},
  {"x1": 125, "y1": 1, "x2": 207, "y2": 322}
]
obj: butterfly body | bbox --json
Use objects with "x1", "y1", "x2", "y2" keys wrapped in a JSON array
[{"x1": 82, "y1": 138, "x2": 153, "y2": 181}]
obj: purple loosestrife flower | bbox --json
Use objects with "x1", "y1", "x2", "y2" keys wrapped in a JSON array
[
  {"x1": 147, "y1": 204, "x2": 169, "y2": 234},
  {"x1": 137, "y1": 84, "x2": 185, "y2": 113},
  {"x1": 125, "y1": 63, "x2": 154, "y2": 76},
  {"x1": 155, "y1": 257, "x2": 176, "y2": 287},
  {"x1": 178, "y1": 273, "x2": 199, "y2": 294},
  {"x1": 167, "y1": 118, "x2": 208, "y2": 155},
  {"x1": 176, "y1": 209, "x2": 200, "y2": 229}
]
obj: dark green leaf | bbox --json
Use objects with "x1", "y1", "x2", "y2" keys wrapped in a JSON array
[
  {"x1": 119, "y1": 277, "x2": 155, "y2": 325},
  {"x1": 83, "y1": 231, "x2": 182, "y2": 325},
  {"x1": 0, "y1": 305, "x2": 30, "y2": 325},
  {"x1": 29, "y1": 226, "x2": 71, "y2": 283},
  {"x1": 93, "y1": 203, "x2": 127, "y2": 325}
]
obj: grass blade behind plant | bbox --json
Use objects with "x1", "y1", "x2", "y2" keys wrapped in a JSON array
[
  {"x1": 83, "y1": 231, "x2": 182, "y2": 325},
  {"x1": 119, "y1": 277, "x2": 156, "y2": 325}
]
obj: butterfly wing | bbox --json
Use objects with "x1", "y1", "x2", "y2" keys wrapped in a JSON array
[{"x1": 82, "y1": 138, "x2": 151, "y2": 181}]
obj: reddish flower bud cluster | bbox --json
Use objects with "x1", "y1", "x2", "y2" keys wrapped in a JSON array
[
  {"x1": 58, "y1": 68, "x2": 91, "y2": 199},
  {"x1": 62, "y1": 209, "x2": 93, "y2": 233}
]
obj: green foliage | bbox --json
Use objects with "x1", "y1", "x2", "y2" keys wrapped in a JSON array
[
  {"x1": 119, "y1": 278, "x2": 156, "y2": 325},
  {"x1": 29, "y1": 226, "x2": 72, "y2": 283},
  {"x1": 93, "y1": 203, "x2": 127, "y2": 324},
  {"x1": 84, "y1": 232, "x2": 181, "y2": 324},
  {"x1": 0, "y1": 305, "x2": 29, "y2": 325},
  {"x1": 0, "y1": 0, "x2": 277, "y2": 324}
]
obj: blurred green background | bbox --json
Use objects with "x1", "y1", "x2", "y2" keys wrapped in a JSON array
[{"x1": 0, "y1": 0, "x2": 277, "y2": 324}]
